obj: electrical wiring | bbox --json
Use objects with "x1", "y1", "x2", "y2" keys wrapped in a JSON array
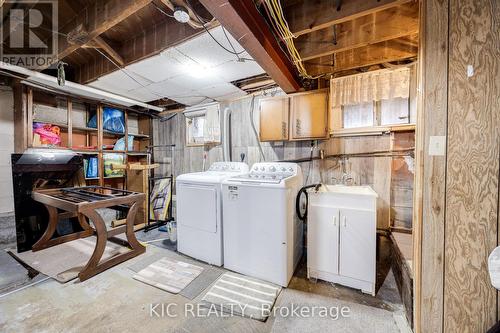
[
  {"x1": 262, "y1": 0, "x2": 321, "y2": 79},
  {"x1": 184, "y1": 0, "x2": 246, "y2": 56},
  {"x1": 152, "y1": 2, "x2": 175, "y2": 18}
]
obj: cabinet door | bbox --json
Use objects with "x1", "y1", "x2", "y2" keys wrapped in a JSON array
[
  {"x1": 308, "y1": 204, "x2": 339, "y2": 274},
  {"x1": 290, "y1": 90, "x2": 329, "y2": 140},
  {"x1": 339, "y1": 209, "x2": 376, "y2": 282},
  {"x1": 259, "y1": 97, "x2": 289, "y2": 141}
]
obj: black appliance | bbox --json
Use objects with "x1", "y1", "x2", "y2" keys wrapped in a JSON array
[{"x1": 11, "y1": 152, "x2": 84, "y2": 252}]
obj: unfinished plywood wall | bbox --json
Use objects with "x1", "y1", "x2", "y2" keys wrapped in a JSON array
[
  {"x1": 154, "y1": 94, "x2": 414, "y2": 230},
  {"x1": 417, "y1": 0, "x2": 499, "y2": 331}
]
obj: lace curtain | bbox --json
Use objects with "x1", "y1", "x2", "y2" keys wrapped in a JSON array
[{"x1": 331, "y1": 67, "x2": 411, "y2": 107}]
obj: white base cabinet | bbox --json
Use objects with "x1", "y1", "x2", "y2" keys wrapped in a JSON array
[{"x1": 307, "y1": 186, "x2": 377, "y2": 296}]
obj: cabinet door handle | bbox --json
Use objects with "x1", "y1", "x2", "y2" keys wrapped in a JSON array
[
  {"x1": 296, "y1": 119, "x2": 301, "y2": 136},
  {"x1": 333, "y1": 216, "x2": 337, "y2": 226},
  {"x1": 342, "y1": 216, "x2": 347, "y2": 227},
  {"x1": 281, "y1": 121, "x2": 287, "y2": 139}
]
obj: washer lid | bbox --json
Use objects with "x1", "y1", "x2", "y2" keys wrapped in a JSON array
[
  {"x1": 177, "y1": 171, "x2": 245, "y2": 183},
  {"x1": 226, "y1": 173, "x2": 294, "y2": 184}
]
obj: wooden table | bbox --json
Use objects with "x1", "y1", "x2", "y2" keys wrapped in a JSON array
[{"x1": 32, "y1": 186, "x2": 146, "y2": 281}]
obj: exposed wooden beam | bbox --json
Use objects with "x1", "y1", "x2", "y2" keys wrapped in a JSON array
[
  {"x1": 91, "y1": 36, "x2": 125, "y2": 66},
  {"x1": 198, "y1": 0, "x2": 301, "y2": 93},
  {"x1": 296, "y1": 2, "x2": 419, "y2": 61},
  {"x1": 75, "y1": 16, "x2": 205, "y2": 83},
  {"x1": 286, "y1": 0, "x2": 412, "y2": 37},
  {"x1": 47, "y1": 0, "x2": 153, "y2": 68},
  {"x1": 304, "y1": 34, "x2": 418, "y2": 76}
]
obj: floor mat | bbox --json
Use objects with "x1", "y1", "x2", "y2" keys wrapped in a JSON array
[
  {"x1": 201, "y1": 272, "x2": 282, "y2": 321},
  {"x1": 133, "y1": 257, "x2": 203, "y2": 293},
  {"x1": 270, "y1": 288, "x2": 401, "y2": 333},
  {"x1": 128, "y1": 249, "x2": 224, "y2": 300},
  {"x1": 0, "y1": 250, "x2": 48, "y2": 296},
  {"x1": 8, "y1": 237, "x2": 129, "y2": 283}
]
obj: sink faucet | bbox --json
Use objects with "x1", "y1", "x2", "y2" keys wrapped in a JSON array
[{"x1": 331, "y1": 157, "x2": 354, "y2": 185}]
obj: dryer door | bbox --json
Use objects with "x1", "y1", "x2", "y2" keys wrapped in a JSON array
[{"x1": 177, "y1": 183, "x2": 218, "y2": 233}]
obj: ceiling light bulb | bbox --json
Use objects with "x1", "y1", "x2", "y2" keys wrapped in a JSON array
[{"x1": 173, "y1": 6, "x2": 190, "y2": 23}]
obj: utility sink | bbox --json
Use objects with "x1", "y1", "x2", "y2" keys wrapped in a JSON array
[{"x1": 308, "y1": 184, "x2": 378, "y2": 211}]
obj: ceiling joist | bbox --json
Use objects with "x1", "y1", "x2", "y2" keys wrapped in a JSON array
[
  {"x1": 285, "y1": 0, "x2": 412, "y2": 37},
  {"x1": 295, "y1": 1, "x2": 419, "y2": 61},
  {"x1": 89, "y1": 36, "x2": 125, "y2": 66},
  {"x1": 76, "y1": 14, "x2": 205, "y2": 83},
  {"x1": 47, "y1": 0, "x2": 153, "y2": 68},
  {"x1": 198, "y1": 0, "x2": 301, "y2": 93},
  {"x1": 304, "y1": 34, "x2": 418, "y2": 76}
]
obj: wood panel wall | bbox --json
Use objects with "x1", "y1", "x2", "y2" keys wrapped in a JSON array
[
  {"x1": 154, "y1": 94, "x2": 414, "y2": 231},
  {"x1": 444, "y1": 0, "x2": 499, "y2": 330},
  {"x1": 417, "y1": 0, "x2": 499, "y2": 331}
]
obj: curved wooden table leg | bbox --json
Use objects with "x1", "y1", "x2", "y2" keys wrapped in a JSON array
[
  {"x1": 125, "y1": 201, "x2": 146, "y2": 252},
  {"x1": 78, "y1": 201, "x2": 145, "y2": 281},
  {"x1": 78, "y1": 213, "x2": 93, "y2": 231},
  {"x1": 78, "y1": 208, "x2": 108, "y2": 281},
  {"x1": 32, "y1": 205, "x2": 59, "y2": 251}
]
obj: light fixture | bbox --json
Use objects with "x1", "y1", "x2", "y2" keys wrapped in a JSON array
[
  {"x1": 173, "y1": 6, "x2": 190, "y2": 23},
  {"x1": 181, "y1": 62, "x2": 215, "y2": 78}
]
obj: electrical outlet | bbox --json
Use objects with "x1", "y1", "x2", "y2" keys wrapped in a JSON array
[{"x1": 429, "y1": 136, "x2": 446, "y2": 156}]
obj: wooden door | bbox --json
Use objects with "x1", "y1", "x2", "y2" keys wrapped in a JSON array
[
  {"x1": 308, "y1": 204, "x2": 340, "y2": 275},
  {"x1": 339, "y1": 208, "x2": 376, "y2": 283},
  {"x1": 259, "y1": 97, "x2": 289, "y2": 141},
  {"x1": 290, "y1": 89, "x2": 329, "y2": 140}
]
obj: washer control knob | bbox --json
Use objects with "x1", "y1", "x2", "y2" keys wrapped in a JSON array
[
  {"x1": 270, "y1": 166, "x2": 276, "y2": 172},
  {"x1": 281, "y1": 167, "x2": 286, "y2": 172},
  {"x1": 288, "y1": 167, "x2": 293, "y2": 172},
  {"x1": 260, "y1": 167, "x2": 265, "y2": 171}
]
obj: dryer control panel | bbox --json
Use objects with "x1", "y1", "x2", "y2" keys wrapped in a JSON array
[
  {"x1": 250, "y1": 162, "x2": 299, "y2": 175},
  {"x1": 209, "y1": 162, "x2": 249, "y2": 173}
]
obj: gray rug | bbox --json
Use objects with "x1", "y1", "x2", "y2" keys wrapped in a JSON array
[
  {"x1": 201, "y1": 272, "x2": 282, "y2": 321},
  {"x1": 270, "y1": 289, "x2": 401, "y2": 333},
  {"x1": 9, "y1": 237, "x2": 129, "y2": 283},
  {"x1": 129, "y1": 249, "x2": 224, "y2": 300},
  {"x1": 133, "y1": 258, "x2": 203, "y2": 293},
  {"x1": 0, "y1": 250, "x2": 48, "y2": 297}
]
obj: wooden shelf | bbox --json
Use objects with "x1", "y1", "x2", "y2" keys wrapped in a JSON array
[
  {"x1": 73, "y1": 125, "x2": 98, "y2": 132},
  {"x1": 130, "y1": 133, "x2": 149, "y2": 139},
  {"x1": 104, "y1": 175, "x2": 125, "y2": 179},
  {"x1": 127, "y1": 151, "x2": 149, "y2": 156},
  {"x1": 103, "y1": 130, "x2": 125, "y2": 137},
  {"x1": 73, "y1": 149, "x2": 99, "y2": 154},
  {"x1": 103, "y1": 150, "x2": 126, "y2": 153},
  {"x1": 30, "y1": 145, "x2": 70, "y2": 150}
]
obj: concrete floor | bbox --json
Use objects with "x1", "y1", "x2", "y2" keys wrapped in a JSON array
[{"x1": 0, "y1": 233, "x2": 410, "y2": 333}]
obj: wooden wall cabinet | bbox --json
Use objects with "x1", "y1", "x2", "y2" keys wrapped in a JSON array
[
  {"x1": 259, "y1": 89, "x2": 329, "y2": 142},
  {"x1": 259, "y1": 96, "x2": 289, "y2": 141},
  {"x1": 289, "y1": 89, "x2": 329, "y2": 140}
]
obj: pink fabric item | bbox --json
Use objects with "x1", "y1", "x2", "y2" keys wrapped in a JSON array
[{"x1": 33, "y1": 123, "x2": 61, "y2": 145}]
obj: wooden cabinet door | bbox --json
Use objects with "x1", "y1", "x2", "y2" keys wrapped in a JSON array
[
  {"x1": 290, "y1": 89, "x2": 329, "y2": 140},
  {"x1": 339, "y1": 208, "x2": 376, "y2": 283},
  {"x1": 259, "y1": 97, "x2": 289, "y2": 141},
  {"x1": 308, "y1": 204, "x2": 339, "y2": 275}
]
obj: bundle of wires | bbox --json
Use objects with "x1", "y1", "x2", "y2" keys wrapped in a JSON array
[{"x1": 262, "y1": 0, "x2": 314, "y2": 79}]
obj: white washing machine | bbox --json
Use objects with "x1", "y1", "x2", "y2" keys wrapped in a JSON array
[
  {"x1": 221, "y1": 162, "x2": 303, "y2": 286},
  {"x1": 176, "y1": 162, "x2": 249, "y2": 266}
]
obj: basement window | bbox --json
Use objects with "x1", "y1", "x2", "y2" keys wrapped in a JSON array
[
  {"x1": 184, "y1": 103, "x2": 221, "y2": 146},
  {"x1": 342, "y1": 102, "x2": 375, "y2": 129},
  {"x1": 185, "y1": 114, "x2": 206, "y2": 146}
]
